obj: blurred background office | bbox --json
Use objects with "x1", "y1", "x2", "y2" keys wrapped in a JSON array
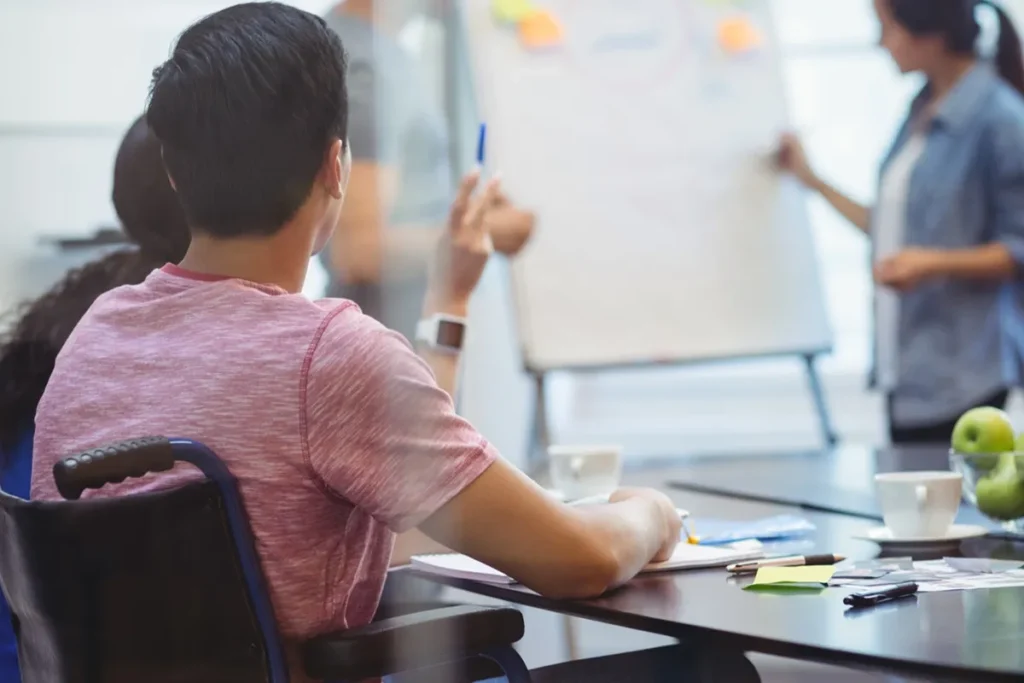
[
  {"x1": 8, "y1": 1, "x2": 1024, "y2": 679},
  {"x1": 3, "y1": 0, "x2": 1024, "y2": 468}
]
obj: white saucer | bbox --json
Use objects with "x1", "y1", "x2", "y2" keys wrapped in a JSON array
[{"x1": 852, "y1": 524, "x2": 989, "y2": 548}]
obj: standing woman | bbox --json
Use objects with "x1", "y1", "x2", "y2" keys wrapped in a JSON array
[{"x1": 779, "y1": 0, "x2": 1024, "y2": 444}]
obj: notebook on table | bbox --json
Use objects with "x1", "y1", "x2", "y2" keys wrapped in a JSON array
[{"x1": 411, "y1": 542, "x2": 764, "y2": 585}]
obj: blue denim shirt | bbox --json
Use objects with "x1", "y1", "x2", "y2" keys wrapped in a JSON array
[{"x1": 877, "y1": 64, "x2": 1024, "y2": 427}]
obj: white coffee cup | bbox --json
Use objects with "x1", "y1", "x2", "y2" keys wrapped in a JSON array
[
  {"x1": 874, "y1": 471, "x2": 963, "y2": 539},
  {"x1": 548, "y1": 445, "x2": 623, "y2": 501}
]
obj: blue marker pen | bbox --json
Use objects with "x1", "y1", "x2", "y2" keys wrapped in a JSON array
[{"x1": 476, "y1": 122, "x2": 487, "y2": 167}]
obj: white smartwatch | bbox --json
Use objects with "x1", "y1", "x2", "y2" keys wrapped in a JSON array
[{"x1": 415, "y1": 314, "x2": 467, "y2": 353}]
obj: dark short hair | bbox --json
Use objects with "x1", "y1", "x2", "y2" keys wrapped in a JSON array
[{"x1": 146, "y1": 2, "x2": 348, "y2": 238}]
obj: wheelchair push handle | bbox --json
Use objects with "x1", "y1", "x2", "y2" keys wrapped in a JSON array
[{"x1": 53, "y1": 436, "x2": 175, "y2": 500}]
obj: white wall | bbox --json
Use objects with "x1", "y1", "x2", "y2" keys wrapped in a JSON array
[{"x1": 0, "y1": 1, "x2": 325, "y2": 303}]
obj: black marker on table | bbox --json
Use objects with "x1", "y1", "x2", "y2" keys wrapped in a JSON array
[{"x1": 843, "y1": 582, "x2": 919, "y2": 608}]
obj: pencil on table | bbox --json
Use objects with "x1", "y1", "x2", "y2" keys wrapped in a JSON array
[{"x1": 682, "y1": 518, "x2": 699, "y2": 545}]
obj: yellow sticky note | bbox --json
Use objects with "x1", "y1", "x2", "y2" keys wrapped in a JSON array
[
  {"x1": 717, "y1": 15, "x2": 764, "y2": 55},
  {"x1": 518, "y1": 9, "x2": 564, "y2": 49},
  {"x1": 492, "y1": 0, "x2": 534, "y2": 24},
  {"x1": 753, "y1": 565, "x2": 835, "y2": 586}
]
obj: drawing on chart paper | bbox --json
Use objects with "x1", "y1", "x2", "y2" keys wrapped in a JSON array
[
  {"x1": 716, "y1": 15, "x2": 764, "y2": 55},
  {"x1": 518, "y1": 10, "x2": 563, "y2": 49},
  {"x1": 491, "y1": 0, "x2": 534, "y2": 24},
  {"x1": 491, "y1": 0, "x2": 564, "y2": 50},
  {"x1": 462, "y1": 0, "x2": 831, "y2": 372}
]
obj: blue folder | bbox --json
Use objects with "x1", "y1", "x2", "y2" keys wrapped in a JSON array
[{"x1": 690, "y1": 514, "x2": 816, "y2": 546}]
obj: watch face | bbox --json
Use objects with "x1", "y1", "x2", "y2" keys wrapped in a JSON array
[{"x1": 436, "y1": 319, "x2": 465, "y2": 349}]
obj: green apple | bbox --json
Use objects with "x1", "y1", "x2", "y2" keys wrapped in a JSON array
[
  {"x1": 975, "y1": 453, "x2": 1024, "y2": 521},
  {"x1": 951, "y1": 407, "x2": 1017, "y2": 471},
  {"x1": 1016, "y1": 432, "x2": 1024, "y2": 454}
]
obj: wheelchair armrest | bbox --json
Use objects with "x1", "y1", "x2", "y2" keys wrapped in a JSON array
[{"x1": 302, "y1": 605, "x2": 525, "y2": 681}]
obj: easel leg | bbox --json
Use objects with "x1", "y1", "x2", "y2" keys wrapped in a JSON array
[
  {"x1": 527, "y1": 373, "x2": 550, "y2": 479},
  {"x1": 803, "y1": 354, "x2": 838, "y2": 447}
]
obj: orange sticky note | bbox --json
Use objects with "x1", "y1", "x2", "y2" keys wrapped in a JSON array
[
  {"x1": 519, "y1": 9, "x2": 563, "y2": 49},
  {"x1": 717, "y1": 15, "x2": 763, "y2": 54}
]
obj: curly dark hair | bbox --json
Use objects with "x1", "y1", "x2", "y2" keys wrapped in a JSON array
[{"x1": 0, "y1": 116, "x2": 190, "y2": 458}]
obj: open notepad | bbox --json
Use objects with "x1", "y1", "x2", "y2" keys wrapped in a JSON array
[{"x1": 411, "y1": 543, "x2": 764, "y2": 585}]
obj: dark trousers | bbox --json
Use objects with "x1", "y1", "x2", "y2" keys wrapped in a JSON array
[{"x1": 888, "y1": 389, "x2": 1010, "y2": 445}]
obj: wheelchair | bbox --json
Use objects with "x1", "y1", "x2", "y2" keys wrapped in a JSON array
[{"x1": 0, "y1": 437, "x2": 530, "y2": 683}]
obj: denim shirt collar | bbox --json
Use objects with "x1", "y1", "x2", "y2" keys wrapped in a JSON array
[
  {"x1": 915, "y1": 62, "x2": 999, "y2": 133},
  {"x1": 881, "y1": 63, "x2": 999, "y2": 173}
]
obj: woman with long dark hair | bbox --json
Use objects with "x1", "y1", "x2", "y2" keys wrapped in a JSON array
[
  {"x1": 0, "y1": 116, "x2": 189, "y2": 682},
  {"x1": 779, "y1": 0, "x2": 1024, "y2": 444}
]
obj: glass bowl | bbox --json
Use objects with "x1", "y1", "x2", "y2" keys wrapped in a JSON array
[{"x1": 950, "y1": 450, "x2": 1024, "y2": 534}]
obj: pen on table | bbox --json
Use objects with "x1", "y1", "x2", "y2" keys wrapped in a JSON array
[
  {"x1": 844, "y1": 582, "x2": 919, "y2": 608},
  {"x1": 727, "y1": 554, "x2": 846, "y2": 574}
]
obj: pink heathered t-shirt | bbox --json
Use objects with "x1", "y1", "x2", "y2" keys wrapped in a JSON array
[{"x1": 31, "y1": 263, "x2": 497, "y2": 639}]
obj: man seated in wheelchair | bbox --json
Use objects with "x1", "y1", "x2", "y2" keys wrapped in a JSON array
[{"x1": 30, "y1": 2, "x2": 682, "y2": 677}]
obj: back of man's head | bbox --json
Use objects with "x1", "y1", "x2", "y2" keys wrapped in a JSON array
[{"x1": 147, "y1": 2, "x2": 348, "y2": 238}]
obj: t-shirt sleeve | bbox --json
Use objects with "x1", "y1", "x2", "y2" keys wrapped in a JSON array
[
  {"x1": 303, "y1": 307, "x2": 497, "y2": 532},
  {"x1": 346, "y1": 56, "x2": 400, "y2": 165}
]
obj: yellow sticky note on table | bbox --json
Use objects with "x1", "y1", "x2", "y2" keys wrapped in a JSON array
[
  {"x1": 751, "y1": 565, "x2": 835, "y2": 587},
  {"x1": 492, "y1": 0, "x2": 534, "y2": 24},
  {"x1": 717, "y1": 15, "x2": 764, "y2": 55},
  {"x1": 518, "y1": 9, "x2": 563, "y2": 49}
]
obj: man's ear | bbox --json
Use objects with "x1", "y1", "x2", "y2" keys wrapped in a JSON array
[{"x1": 324, "y1": 138, "x2": 346, "y2": 200}]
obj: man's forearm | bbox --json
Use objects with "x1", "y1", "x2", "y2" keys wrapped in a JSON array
[
  {"x1": 931, "y1": 244, "x2": 1017, "y2": 281},
  {"x1": 572, "y1": 498, "x2": 666, "y2": 588},
  {"x1": 391, "y1": 528, "x2": 451, "y2": 567}
]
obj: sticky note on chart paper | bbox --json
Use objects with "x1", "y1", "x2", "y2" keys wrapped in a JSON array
[
  {"x1": 745, "y1": 565, "x2": 836, "y2": 591},
  {"x1": 519, "y1": 10, "x2": 563, "y2": 49},
  {"x1": 717, "y1": 15, "x2": 764, "y2": 55},
  {"x1": 492, "y1": 0, "x2": 534, "y2": 24}
]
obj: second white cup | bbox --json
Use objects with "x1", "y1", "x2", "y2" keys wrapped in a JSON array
[
  {"x1": 548, "y1": 445, "x2": 623, "y2": 501},
  {"x1": 874, "y1": 471, "x2": 963, "y2": 539}
]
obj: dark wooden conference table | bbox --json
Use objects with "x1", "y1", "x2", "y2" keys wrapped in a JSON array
[
  {"x1": 409, "y1": 451, "x2": 1024, "y2": 682},
  {"x1": 661, "y1": 444, "x2": 999, "y2": 529}
]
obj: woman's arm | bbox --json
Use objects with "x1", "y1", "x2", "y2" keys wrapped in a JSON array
[
  {"x1": 777, "y1": 134, "x2": 871, "y2": 234},
  {"x1": 875, "y1": 244, "x2": 1016, "y2": 291},
  {"x1": 806, "y1": 175, "x2": 872, "y2": 235},
  {"x1": 930, "y1": 244, "x2": 1017, "y2": 281}
]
